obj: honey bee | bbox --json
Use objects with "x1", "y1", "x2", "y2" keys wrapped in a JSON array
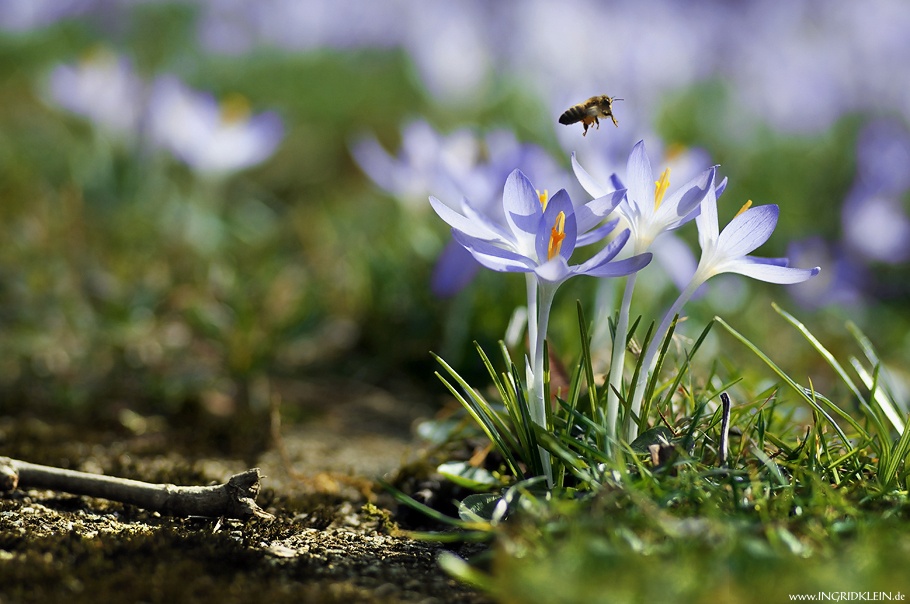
[{"x1": 558, "y1": 95, "x2": 623, "y2": 136}]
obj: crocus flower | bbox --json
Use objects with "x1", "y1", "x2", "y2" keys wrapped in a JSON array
[
  {"x1": 575, "y1": 140, "x2": 718, "y2": 256},
  {"x1": 574, "y1": 140, "x2": 718, "y2": 444},
  {"x1": 354, "y1": 121, "x2": 580, "y2": 296},
  {"x1": 691, "y1": 196, "x2": 821, "y2": 287},
  {"x1": 46, "y1": 51, "x2": 145, "y2": 138},
  {"x1": 431, "y1": 168, "x2": 651, "y2": 484},
  {"x1": 430, "y1": 170, "x2": 646, "y2": 287},
  {"x1": 147, "y1": 76, "x2": 284, "y2": 176},
  {"x1": 627, "y1": 183, "x2": 821, "y2": 440}
]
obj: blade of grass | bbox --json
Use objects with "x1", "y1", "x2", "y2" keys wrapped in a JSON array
[
  {"x1": 510, "y1": 362, "x2": 542, "y2": 477},
  {"x1": 379, "y1": 479, "x2": 492, "y2": 531},
  {"x1": 850, "y1": 357, "x2": 905, "y2": 433},
  {"x1": 878, "y1": 416, "x2": 910, "y2": 491},
  {"x1": 716, "y1": 316, "x2": 866, "y2": 447},
  {"x1": 576, "y1": 301, "x2": 599, "y2": 426},
  {"x1": 773, "y1": 304, "x2": 887, "y2": 437},
  {"x1": 433, "y1": 355, "x2": 525, "y2": 477},
  {"x1": 658, "y1": 320, "x2": 717, "y2": 421}
]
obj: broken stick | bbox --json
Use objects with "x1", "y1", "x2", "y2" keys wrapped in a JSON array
[{"x1": 0, "y1": 457, "x2": 273, "y2": 520}]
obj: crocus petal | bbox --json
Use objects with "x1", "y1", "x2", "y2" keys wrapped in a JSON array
[
  {"x1": 725, "y1": 258, "x2": 821, "y2": 284},
  {"x1": 576, "y1": 218, "x2": 619, "y2": 247},
  {"x1": 534, "y1": 256, "x2": 571, "y2": 283},
  {"x1": 575, "y1": 189, "x2": 625, "y2": 233},
  {"x1": 696, "y1": 184, "x2": 719, "y2": 250},
  {"x1": 579, "y1": 252, "x2": 653, "y2": 278},
  {"x1": 452, "y1": 230, "x2": 534, "y2": 273},
  {"x1": 717, "y1": 204, "x2": 779, "y2": 257},
  {"x1": 534, "y1": 189, "x2": 578, "y2": 264},
  {"x1": 576, "y1": 229, "x2": 631, "y2": 273},
  {"x1": 502, "y1": 169, "x2": 542, "y2": 253},
  {"x1": 749, "y1": 256, "x2": 789, "y2": 267},
  {"x1": 654, "y1": 167, "x2": 714, "y2": 225},
  {"x1": 715, "y1": 176, "x2": 728, "y2": 198},
  {"x1": 571, "y1": 153, "x2": 611, "y2": 198},
  {"x1": 429, "y1": 196, "x2": 503, "y2": 242},
  {"x1": 460, "y1": 196, "x2": 514, "y2": 243},
  {"x1": 625, "y1": 141, "x2": 654, "y2": 215}
]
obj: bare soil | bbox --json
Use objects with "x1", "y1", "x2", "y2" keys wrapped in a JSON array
[{"x1": 0, "y1": 380, "x2": 491, "y2": 604}]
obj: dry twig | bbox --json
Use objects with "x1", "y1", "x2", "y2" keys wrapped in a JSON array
[{"x1": 0, "y1": 457, "x2": 273, "y2": 520}]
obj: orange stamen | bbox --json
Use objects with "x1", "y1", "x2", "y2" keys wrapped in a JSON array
[{"x1": 547, "y1": 212, "x2": 567, "y2": 260}]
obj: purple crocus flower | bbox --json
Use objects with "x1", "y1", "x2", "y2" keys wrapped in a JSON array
[
  {"x1": 575, "y1": 140, "x2": 719, "y2": 442},
  {"x1": 627, "y1": 183, "x2": 821, "y2": 440},
  {"x1": 430, "y1": 169, "x2": 648, "y2": 285},
  {"x1": 430, "y1": 168, "x2": 651, "y2": 486},
  {"x1": 353, "y1": 121, "x2": 581, "y2": 297}
]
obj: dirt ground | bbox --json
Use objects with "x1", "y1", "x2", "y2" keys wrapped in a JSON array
[{"x1": 0, "y1": 380, "x2": 491, "y2": 604}]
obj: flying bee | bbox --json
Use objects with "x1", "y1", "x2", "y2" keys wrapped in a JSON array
[{"x1": 558, "y1": 95, "x2": 623, "y2": 136}]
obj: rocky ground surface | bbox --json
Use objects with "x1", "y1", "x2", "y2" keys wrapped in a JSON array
[{"x1": 0, "y1": 380, "x2": 491, "y2": 604}]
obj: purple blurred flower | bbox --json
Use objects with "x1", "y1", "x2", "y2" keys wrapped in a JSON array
[
  {"x1": 0, "y1": 0, "x2": 94, "y2": 32},
  {"x1": 147, "y1": 76, "x2": 284, "y2": 176},
  {"x1": 724, "y1": 1, "x2": 910, "y2": 132},
  {"x1": 45, "y1": 51, "x2": 145, "y2": 137},
  {"x1": 44, "y1": 52, "x2": 284, "y2": 176},
  {"x1": 841, "y1": 119, "x2": 910, "y2": 264},
  {"x1": 196, "y1": 0, "x2": 401, "y2": 55},
  {"x1": 787, "y1": 237, "x2": 865, "y2": 308},
  {"x1": 352, "y1": 120, "x2": 478, "y2": 209}
]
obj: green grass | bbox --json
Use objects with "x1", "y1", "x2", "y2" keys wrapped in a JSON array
[{"x1": 412, "y1": 306, "x2": 910, "y2": 603}]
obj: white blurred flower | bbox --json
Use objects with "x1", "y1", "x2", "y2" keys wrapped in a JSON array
[
  {"x1": 147, "y1": 76, "x2": 284, "y2": 175},
  {"x1": 46, "y1": 50, "x2": 145, "y2": 137}
]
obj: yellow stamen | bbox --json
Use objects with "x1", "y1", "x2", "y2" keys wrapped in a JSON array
[
  {"x1": 220, "y1": 93, "x2": 251, "y2": 124},
  {"x1": 736, "y1": 200, "x2": 753, "y2": 217},
  {"x1": 537, "y1": 189, "x2": 549, "y2": 211},
  {"x1": 547, "y1": 211, "x2": 566, "y2": 260},
  {"x1": 654, "y1": 168, "x2": 671, "y2": 211}
]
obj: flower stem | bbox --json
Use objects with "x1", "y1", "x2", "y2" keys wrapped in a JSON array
[
  {"x1": 627, "y1": 278, "x2": 701, "y2": 440},
  {"x1": 531, "y1": 281, "x2": 557, "y2": 488},
  {"x1": 604, "y1": 273, "x2": 637, "y2": 452},
  {"x1": 525, "y1": 274, "x2": 538, "y2": 367}
]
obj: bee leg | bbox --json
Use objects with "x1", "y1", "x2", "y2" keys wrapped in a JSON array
[
  {"x1": 594, "y1": 116, "x2": 600, "y2": 130},
  {"x1": 610, "y1": 114, "x2": 619, "y2": 127}
]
